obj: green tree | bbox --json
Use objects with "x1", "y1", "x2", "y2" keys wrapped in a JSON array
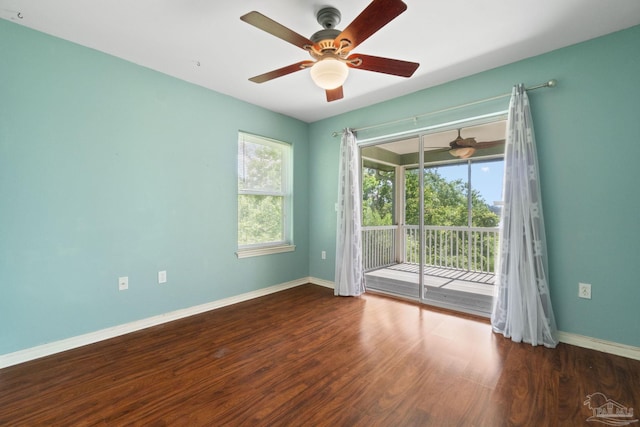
[
  {"x1": 362, "y1": 168, "x2": 394, "y2": 226},
  {"x1": 404, "y1": 168, "x2": 499, "y2": 227},
  {"x1": 238, "y1": 195, "x2": 283, "y2": 246},
  {"x1": 403, "y1": 166, "x2": 500, "y2": 271}
]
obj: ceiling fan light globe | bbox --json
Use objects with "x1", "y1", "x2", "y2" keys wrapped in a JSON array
[
  {"x1": 450, "y1": 147, "x2": 475, "y2": 159},
  {"x1": 310, "y1": 58, "x2": 348, "y2": 90}
]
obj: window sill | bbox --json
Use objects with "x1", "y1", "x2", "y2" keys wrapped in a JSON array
[{"x1": 236, "y1": 244, "x2": 296, "y2": 259}]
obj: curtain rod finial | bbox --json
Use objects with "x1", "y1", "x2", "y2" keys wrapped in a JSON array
[{"x1": 547, "y1": 79, "x2": 557, "y2": 87}]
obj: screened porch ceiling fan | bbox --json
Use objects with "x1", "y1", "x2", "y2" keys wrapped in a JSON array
[
  {"x1": 433, "y1": 129, "x2": 505, "y2": 159},
  {"x1": 240, "y1": 0, "x2": 420, "y2": 102}
]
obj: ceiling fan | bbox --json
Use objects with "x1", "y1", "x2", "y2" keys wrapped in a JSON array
[
  {"x1": 240, "y1": 0, "x2": 420, "y2": 102},
  {"x1": 436, "y1": 129, "x2": 505, "y2": 159}
]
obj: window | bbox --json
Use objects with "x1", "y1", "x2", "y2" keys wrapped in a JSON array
[
  {"x1": 404, "y1": 158, "x2": 504, "y2": 228},
  {"x1": 403, "y1": 158, "x2": 503, "y2": 272},
  {"x1": 236, "y1": 132, "x2": 294, "y2": 258}
]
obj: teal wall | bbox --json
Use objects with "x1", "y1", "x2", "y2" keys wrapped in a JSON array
[
  {"x1": 2, "y1": 18, "x2": 639, "y2": 355},
  {"x1": 0, "y1": 20, "x2": 309, "y2": 355},
  {"x1": 309, "y1": 25, "x2": 640, "y2": 347}
]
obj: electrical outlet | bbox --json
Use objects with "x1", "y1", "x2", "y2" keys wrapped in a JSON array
[
  {"x1": 118, "y1": 276, "x2": 128, "y2": 291},
  {"x1": 578, "y1": 282, "x2": 591, "y2": 299},
  {"x1": 158, "y1": 270, "x2": 167, "y2": 284},
  {"x1": 321, "y1": 251, "x2": 326, "y2": 260}
]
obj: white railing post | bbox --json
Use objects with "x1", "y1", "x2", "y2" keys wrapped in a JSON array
[
  {"x1": 361, "y1": 226, "x2": 399, "y2": 271},
  {"x1": 396, "y1": 225, "x2": 498, "y2": 273}
]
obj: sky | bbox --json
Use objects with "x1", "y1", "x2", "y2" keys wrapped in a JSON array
[{"x1": 432, "y1": 159, "x2": 504, "y2": 206}]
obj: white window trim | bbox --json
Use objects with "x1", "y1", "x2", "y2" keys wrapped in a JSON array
[
  {"x1": 237, "y1": 132, "x2": 293, "y2": 256},
  {"x1": 236, "y1": 244, "x2": 296, "y2": 259}
]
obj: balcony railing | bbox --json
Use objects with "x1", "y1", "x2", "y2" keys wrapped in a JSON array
[
  {"x1": 362, "y1": 226, "x2": 397, "y2": 271},
  {"x1": 362, "y1": 225, "x2": 499, "y2": 273}
]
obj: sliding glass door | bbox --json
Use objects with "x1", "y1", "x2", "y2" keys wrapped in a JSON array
[
  {"x1": 419, "y1": 156, "x2": 503, "y2": 315},
  {"x1": 362, "y1": 117, "x2": 505, "y2": 316}
]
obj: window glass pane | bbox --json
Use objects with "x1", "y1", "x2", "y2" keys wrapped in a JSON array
[
  {"x1": 424, "y1": 164, "x2": 468, "y2": 226},
  {"x1": 469, "y1": 159, "x2": 503, "y2": 273},
  {"x1": 362, "y1": 167, "x2": 395, "y2": 226},
  {"x1": 237, "y1": 132, "x2": 292, "y2": 251},
  {"x1": 404, "y1": 168, "x2": 419, "y2": 225},
  {"x1": 470, "y1": 159, "x2": 503, "y2": 227},
  {"x1": 238, "y1": 139, "x2": 283, "y2": 193},
  {"x1": 238, "y1": 195, "x2": 284, "y2": 246}
]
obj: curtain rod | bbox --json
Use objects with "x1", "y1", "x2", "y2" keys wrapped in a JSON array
[{"x1": 331, "y1": 79, "x2": 557, "y2": 137}]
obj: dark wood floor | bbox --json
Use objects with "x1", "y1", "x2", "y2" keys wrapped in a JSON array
[{"x1": 1, "y1": 284, "x2": 639, "y2": 426}]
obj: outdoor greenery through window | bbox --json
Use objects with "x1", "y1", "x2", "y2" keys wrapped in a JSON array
[
  {"x1": 363, "y1": 161, "x2": 502, "y2": 227},
  {"x1": 362, "y1": 167, "x2": 395, "y2": 226},
  {"x1": 237, "y1": 132, "x2": 293, "y2": 257},
  {"x1": 363, "y1": 158, "x2": 503, "y2": 272},
  {"x1": 404, "y1": 162, "x2": 501, "y2": 227},
  {"x1": 407, "y1": 160, "x2": 502, "y2": 272}
]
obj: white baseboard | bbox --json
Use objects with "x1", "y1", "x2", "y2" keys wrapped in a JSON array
[
  {"x1": 4, "y1": 278, "x2": 636, "y2": 369},
  {"x1": 558, "y1": 331, "x2": 640, "y2": 361},
  {"x1": 309, "y1": 276, "x2": 335, "y2": 289},
  {"x1": 0, "y1": 277, "x2": 312, "y2": 369}
]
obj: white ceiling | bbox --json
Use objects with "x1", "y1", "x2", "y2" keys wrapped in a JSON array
[{"x1": 1, "y1": 0, "x2": 639, "y2": 123}]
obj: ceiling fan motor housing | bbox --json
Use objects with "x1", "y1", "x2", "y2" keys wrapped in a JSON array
[
  {"x1": 310, "y1": 29, "x2": 341, "y2": 46},
  {"x1": 311, "y1": 7, "x2": 342, "y2": 49},
  {"x1": 316, "y1": 7, "x2": 341, "y2": 29}
]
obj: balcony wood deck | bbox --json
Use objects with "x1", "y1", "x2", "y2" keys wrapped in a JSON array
[{"x1": 365, "y1": 263, "x2": 496, "y2": 316}]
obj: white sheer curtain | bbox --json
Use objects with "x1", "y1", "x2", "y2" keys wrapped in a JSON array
[
  {"x1": 491, "y1": 84, "x2": 558, "y2": 347},
  {"x1": 335, "y1": 129, "x2": 366, "y2": 296}
]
